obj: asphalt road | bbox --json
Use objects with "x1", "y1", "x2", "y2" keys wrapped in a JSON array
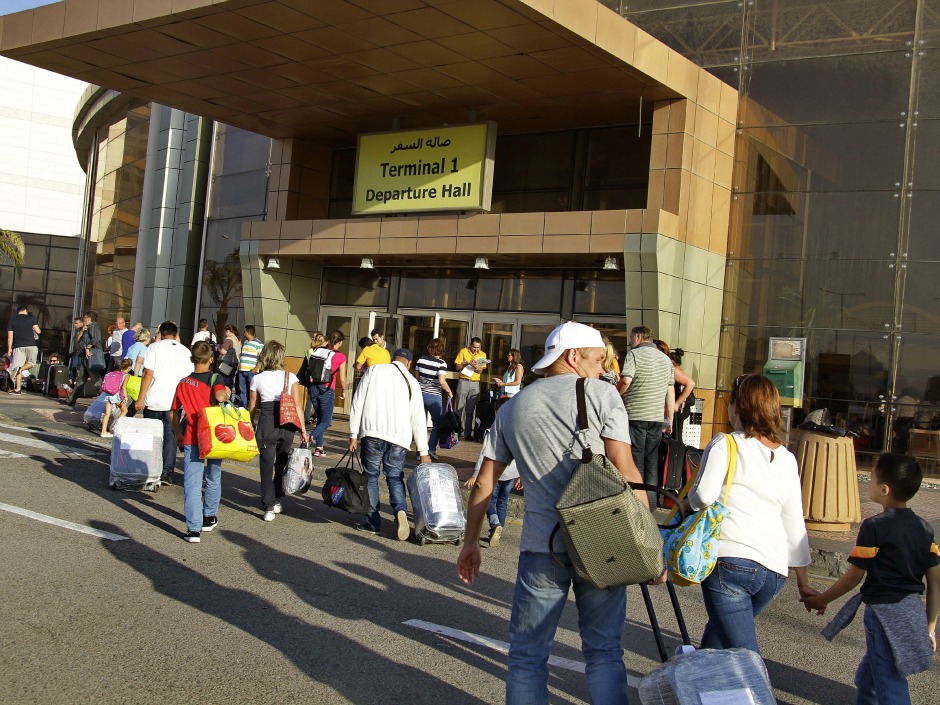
[{"x1": 1, "y1": 423, "x2": 937, "y2": 705}]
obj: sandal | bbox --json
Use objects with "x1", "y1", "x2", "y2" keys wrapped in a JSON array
[{"x1": 313, "y1": 447, "x2": 325, "y2": 457}]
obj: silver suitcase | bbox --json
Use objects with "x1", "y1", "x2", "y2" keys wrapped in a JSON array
[
  {"x1": 407, "y1": 463, "x2": 466, "y2": 545},
  {"x1": 109, "y1": 417, "x2": 163, "y2": 492}
]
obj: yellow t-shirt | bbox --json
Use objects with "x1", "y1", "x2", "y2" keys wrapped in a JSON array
[
  {"x1": 356, "y1": 344, "x2": 391, "y2": 368},
  {"x1": 455, "y1": 347, "x2": 487, "y2": 381},
  {"x1": 613, "y1": 357, "x2": 621, "y2": 375}
]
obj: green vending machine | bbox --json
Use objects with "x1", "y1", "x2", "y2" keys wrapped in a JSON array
[{"x1": 763, "y1": 338, "x2": 805, "y2": 432}]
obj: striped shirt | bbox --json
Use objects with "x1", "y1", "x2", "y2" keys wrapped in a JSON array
[
  {"x1": 415, "y1": 355, "x2": 447, "y2": 394},
  {"x1": 621, "y1": 343, "x2": 674, "y2": 421},
  {"x1": 239, "y1": 338, "x2": 264, "y2": 372}
]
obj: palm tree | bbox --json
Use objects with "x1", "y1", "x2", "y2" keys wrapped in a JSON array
[
  {"x1": 203, "y1": 249, "x2": 243, "y2": 340},
  {"x1": 0, "y1": 228, "x2": 25, "y2": 274}
]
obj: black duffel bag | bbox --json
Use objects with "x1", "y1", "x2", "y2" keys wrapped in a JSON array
[{"x1": 322, "y1": 451, "x2": 370, "y2": 515}]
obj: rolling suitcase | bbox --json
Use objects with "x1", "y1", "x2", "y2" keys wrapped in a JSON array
[
  {"x1": 640, "y1": 580, "x2": 693, "y2": 664},
  {"x1": 109, "y1": 417, "x2": 163, "y2": 492},
  {"x1": 657, "y1": 437, "x2": 701, "y2": 508},
  {"x1": 44, "y1": 364, "x2": 69, "y2": 396},
  {"x1": 406, "y1": 462, "x2": 466, "y2": 545}
]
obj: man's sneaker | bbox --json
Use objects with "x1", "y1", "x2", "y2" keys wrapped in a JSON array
[
  {"x1": 202, "y1": 516, "x2": 218, "y2": 532},
  {"x1": 272, "y1": 502, "x2": 283, "y2": 514},
  {"x1": 429, "y1": 452, "x2": 439, "y2": 462},
  {"x1": 160, "y1": 472, "x2": 173, "y2": 485},
  {"x1": 184, "y1": 531, "x2": 201, "y2": 543},
  {"x1": 263, "y1": 511, "x2": 276, "y2": 522},
  {"x1": 489, "y1": 525, "x2": 503, "y2": 548},
  {"x1": 396, "y1": 510, "x2": 410, "y2": 541},
  {"x1": 355, "y1": 523, "x2": 379, "y2": 535}
]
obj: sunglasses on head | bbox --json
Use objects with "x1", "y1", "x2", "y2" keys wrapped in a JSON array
[{"x1": 731, "y1": 373, "x2": 751, "y2": 400}]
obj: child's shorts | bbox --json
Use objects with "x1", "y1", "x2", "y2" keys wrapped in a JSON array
[{"x1": 105, "y1": 393, "x2": 123, "y2": 405}]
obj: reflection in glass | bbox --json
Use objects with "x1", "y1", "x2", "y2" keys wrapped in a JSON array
[
  {"x1": 907, "y1": 190, "x2": 940, "y2": 261},
  {"x1": 573, "y1": 274, "x2": 627, "y2": 315},
  {"x1": 475, "y1": 273, "x2": 563, "y2": 313},
  {"x1": 741, "y1": 52, "x2": 912, "y2": 126},
  {"x1": 624, "y1": 1, "x2": 743, "y2": 68},
  {"x1": 399, "y1": 271, "x2": 476, "y2": 310},
  {"x1": 321, "y1": 268, "x2": 390, "y2": 308},
  {"x1": 900, "y1": 263, "x2": 940, "y2": 333}
]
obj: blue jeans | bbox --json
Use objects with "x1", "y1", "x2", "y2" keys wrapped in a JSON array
[
  {"x1": 143, "y1": 408, "x2": 175, "y2": 474},
  {"x1": 359, "y1": 436, "x2": 407, "y2": 532},
  {"x1": 700, "y1": 557, "x2": 786, "y2": 654},
  {"x1": 308, "y1": 385, "x2": 335, "y2": 448},
  {"x1": 182, "y1": 444, "x2": 222, "y2": 532},
  {"x1": 488, "y1": 478, "x2": 514, "y2": 528},
  {"x1": 855, "y1": 607, "x2": 911, "y2": 705},
  {"x1": 236, "y1": 370, "x2": 254, "y2": 407},
  {"x1": 507, "y1": 551, "x2": 628, "y2": 705},
  {"x1": 423, "y1": 391, "x2": 443, "y2": 452}
]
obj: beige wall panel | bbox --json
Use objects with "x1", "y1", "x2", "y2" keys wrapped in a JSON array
[{"x1": 457, "y1": 213, "x2": 501, "y2": 236}]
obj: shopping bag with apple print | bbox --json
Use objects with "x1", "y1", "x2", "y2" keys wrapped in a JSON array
[{"x1": 197, "y1": 402, "x2": 259, "y2": 462}]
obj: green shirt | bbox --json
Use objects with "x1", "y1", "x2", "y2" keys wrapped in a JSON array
[{"x1": 621, "y1": 343, "x2": 674, "y2": 422}]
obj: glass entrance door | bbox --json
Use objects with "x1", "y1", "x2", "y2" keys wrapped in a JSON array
[{"x1": 475, "y1": 314, "x2": 560, "y2": 389}]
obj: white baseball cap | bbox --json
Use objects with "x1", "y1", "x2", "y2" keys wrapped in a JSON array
[{"x1": 531, "y1": 321, "x2": 605, "y2": 373}]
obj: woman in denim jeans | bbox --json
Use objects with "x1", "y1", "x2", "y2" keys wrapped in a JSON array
[
  {"x1": 306, "y1": 330, "x2": 347, "y2": 457},
  {"x1": 687, "y1": 374, "x2": 817, "y2": 653}
]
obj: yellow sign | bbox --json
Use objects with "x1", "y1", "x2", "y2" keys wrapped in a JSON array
[{"x1": 352, "y1": 123, "x2": 496, "y2": 215}]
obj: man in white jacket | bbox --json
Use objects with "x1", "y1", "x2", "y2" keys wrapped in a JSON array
[{"x1": 349, "y1": 348, "x2": 431, "y2": 540}]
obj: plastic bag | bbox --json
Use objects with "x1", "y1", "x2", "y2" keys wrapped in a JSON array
[{"x1": 283, "y1": 444, "x2": 313, "y2": 495}]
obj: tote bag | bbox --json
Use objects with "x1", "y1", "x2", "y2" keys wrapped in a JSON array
[
  {"x1": 283, "y1": 443, "x2": 313, "y2": 495},
  {"x1": 197, "y1": 402, "x2": 259, "y2": 462},
  {"x1": 278, "y1": 370, "x2": 302, "y2": 432},
  {"x1": 661, "y1": 433, "x2": 738, "y2": 587}
]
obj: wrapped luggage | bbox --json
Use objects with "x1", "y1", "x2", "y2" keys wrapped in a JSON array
[
  {"x1": 109, "y1": 417, "x2": 163, "y2": 492},
  {"x1": 84, "y1": 392, "x2": 121, "y2": 433},
  {"x1": 638, "y1": 647, "x2": 777, "y2": 705},
  {"x1": 406, "y1": 462, "x2": 465, "y2": 545}
]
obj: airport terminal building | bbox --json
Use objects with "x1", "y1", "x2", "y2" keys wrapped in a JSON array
[{"x1": 2, "y1": 0, "x2": 938, "y2": 455}]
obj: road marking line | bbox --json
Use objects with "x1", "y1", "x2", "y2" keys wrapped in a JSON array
[
  {"x1": 0, "y1": 428, "x2": 107, "y2": 457},
  {"x1": 403, "y1": 619, "x2": 641, "y2": 687},
  {"x1": 0, "y1": 502, "x2": 128, "y2": 541},
  {"x1": 0, "y1": 449, "x2": 28, "y2": 459}
]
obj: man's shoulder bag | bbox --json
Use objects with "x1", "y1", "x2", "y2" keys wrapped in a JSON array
[{"x1": 549, "y1": 377, "x2": 680, "y2": 589}]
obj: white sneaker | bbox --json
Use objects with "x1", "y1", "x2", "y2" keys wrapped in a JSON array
[
  {"x1": 100, "y1": 432, "x2": 113, "y2": 438},
  {"x1": 396, "y1": 510, "x2": 410, "y2": 541},
  {"x1": 263, "y1": 511, "x2": 276, "y2": 522},
  {"x1": 489, "y1": 525, "x2": 503, "y2": 548},
  {"x1": 272, "y1": 503, "x2": 283, "y2": 514}
]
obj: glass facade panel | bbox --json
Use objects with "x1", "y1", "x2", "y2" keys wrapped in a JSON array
[
  {"x1": 398, "y1": 270, "x2": 476, "y2": 310},
  {"x1": 900, "y1": 263, "x2": 940, "y2": 333},
  {"x1": 321, "y1": 268, "x2": 390, "y2": 307},
  {"x1": 83, "y1": 105, "x2": 150, "y2": 325},
  {"x1": 911, "y1": 119, "x2": 940, "y2": 190},
  {"x1": 740, "y1": 52, "x2": 913, "y2": 126},
  {"x1": 624, "y1": 2, "x2": 743, "y2": 68},
  {"x1": 475, "y1": 273, "x2": 563, "y2": 313},
  {"x1": 573, "y1": 274, "x2": 626, "y2": 315},
  {"x1": 198, "y1": 125, "x2": 270, "y2": 340},
  {"x1": 493, "y1": 132, "x2": 575, "y2": 192},
  {"x1": 915, "y1": 49, "x2": 940, "y2": 117},
  {"x1": 907, "y1": 190, "x2": 940, "y2": 261},
  {"x1": 728, "y1": 191, "x2": 903, "y2": 260}
]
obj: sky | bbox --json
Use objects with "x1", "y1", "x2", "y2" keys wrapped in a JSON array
[{"x1": 0, "y1": 0, "x2": 61, "y2": 16}]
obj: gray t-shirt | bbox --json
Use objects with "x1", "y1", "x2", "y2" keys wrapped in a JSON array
[{"x1": 482, "y1": 374, "x2": 632, "y2": 553}]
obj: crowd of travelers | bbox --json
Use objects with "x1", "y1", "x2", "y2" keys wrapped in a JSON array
[{"x1": 4, "y1": 309, "x2": 938, "y2": 705}]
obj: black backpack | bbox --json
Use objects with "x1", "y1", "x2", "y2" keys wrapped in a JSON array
[{"x1": 306, "y1": 347, "x2": 335, "y2": 386}]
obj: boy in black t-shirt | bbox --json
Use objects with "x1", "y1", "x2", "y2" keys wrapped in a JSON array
[{"x1": 803, "y1": 453, "x2": 940, "y2": 705}]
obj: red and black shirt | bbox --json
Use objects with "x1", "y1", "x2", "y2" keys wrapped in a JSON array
[{"x1": 172, "y1": 372, "x2": 228, "y2": 446}]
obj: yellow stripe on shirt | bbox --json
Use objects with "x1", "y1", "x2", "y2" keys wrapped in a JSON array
[{"x1": 850, "y1": 546, "x2": 879, "y2": 559}]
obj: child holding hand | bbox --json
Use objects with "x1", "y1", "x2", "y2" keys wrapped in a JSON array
[
  {"x1": 802, "y1": 453, "x2": 940, "y2": 705},
  {"x1": 100, "y1": 358, "x2": 132, "y2": 438}
]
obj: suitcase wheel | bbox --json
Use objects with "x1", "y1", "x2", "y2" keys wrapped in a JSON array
[
  {"x1": 418, "y1": 536, "x2": 426, "y2": 546},
  {"x1": 110, "y1": 483, "x2": 118, "y2": 491}
]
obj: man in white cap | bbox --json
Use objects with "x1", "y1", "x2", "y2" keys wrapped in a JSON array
[{"x1": 457, "y1": 321, "x2": 648, "y2": 705}]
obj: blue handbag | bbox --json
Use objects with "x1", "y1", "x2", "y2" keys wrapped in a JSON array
[{"x1": 661, "y1": 433, "x2": 737, "y2": 587}]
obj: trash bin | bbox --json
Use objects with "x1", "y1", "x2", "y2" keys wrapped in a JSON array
[{"x1": 788, "y1": 429, "x2": 861, "y2": 531}]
